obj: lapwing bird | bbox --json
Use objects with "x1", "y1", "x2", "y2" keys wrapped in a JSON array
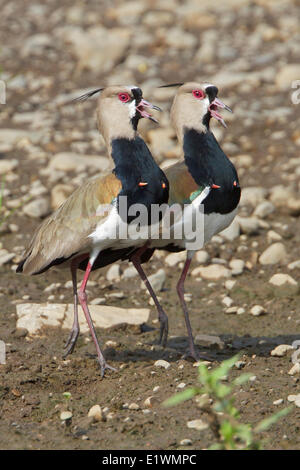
[
  {"x1": 141, "y1": 82, "x2": 241, "y2": 360},
  {"x1": 17, "y1": 85, "x2": 169, "y2": 377}
]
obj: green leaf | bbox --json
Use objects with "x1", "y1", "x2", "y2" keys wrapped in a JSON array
[
  {"x1": 162, "y1": 387, "x2": 198, "y2": 407},
  {"x1": 255, "y1": 406, "x2": 292, "y2": 432}
]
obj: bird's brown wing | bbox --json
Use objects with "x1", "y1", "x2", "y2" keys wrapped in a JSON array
[
  {"x1": 17, "y1": 173, "x2": 122, "y2": 275},
  {"x1": 165, "y1": 161, "x2": 200, "y2": 206}
]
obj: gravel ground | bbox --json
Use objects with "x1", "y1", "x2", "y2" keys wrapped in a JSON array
[{"x1": 0, "y1": 0, "x2": 300, "y2": 450}]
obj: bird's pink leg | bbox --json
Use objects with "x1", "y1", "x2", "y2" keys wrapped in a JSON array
[
  {"x1": 77, "y1": 259, "x2": 116, "y2": 377},
  {"x1": 176, "y1": 252, "x2": 210, "y2": 361},
  {"x1": 63, "y1": 258, "x2": 82, "y2": 357},
  {"x1": 130, "y1": 244, "x2": 169, "y2": 347}
]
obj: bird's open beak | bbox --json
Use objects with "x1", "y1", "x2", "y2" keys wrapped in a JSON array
[
  {"x1": 136, "y1": 99, "x2": 162, "y2": 123},
  {"x1": 208, "y1": 97, "x2": 232, "y2": 128}
]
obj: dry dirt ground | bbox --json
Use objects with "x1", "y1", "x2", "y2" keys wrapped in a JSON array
[{"x1": 0, "y1": 0, "x2": 300, "y2": 450}]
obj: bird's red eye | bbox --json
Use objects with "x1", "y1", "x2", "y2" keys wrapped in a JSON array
[
  {"x1": 118, "y1": 92, "x2": 130, "y2": 102},
  {"x1": 192, "y1": 89, "x2": 205, "y2": 99}
]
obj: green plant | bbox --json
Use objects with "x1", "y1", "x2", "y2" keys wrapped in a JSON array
[{"x1": 164, "y1": 355, "x2": 291, "y2": 450}]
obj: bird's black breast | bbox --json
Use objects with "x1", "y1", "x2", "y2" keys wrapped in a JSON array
[
  {"x1": 183, "y1": 129, "x2": 241, "y2": 215},
  {"x1": 111, "y1": 137, "x2": 169, "y2": 224}
]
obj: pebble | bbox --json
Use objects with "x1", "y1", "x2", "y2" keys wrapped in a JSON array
[
  {"x1": 154, "y1": 359, "x2": 170, "y2": 370},
  {"x1": 90, "y1": 297, "x2": 106, "y2": 305},
  {"x1": 179, "y1": 439, "x2": 192, "y2": 446},
  {"x1": 229, "y1": 259, "x2": 245, "y2": 276},
  {"x1": 237, "y1": 216, "x2": 260, "y2": 235},
  {"x1": 270, "y1": 344, "x2": 294, "y2": 357},
  {"x1": 269, "y1": 273, "x2": 299, "y2": 296},
  {"x1": 60, "y1": 411, "x2": 72, "y2": 421},
  {"x1": 106, "y1": 264, "x2": 120, "y2": 282},
  {"x1": 288, "y1": 260, "x2": 300, "y2": 270},
  {"x1": 187, "y1": 419, "x2": 209, "y2": 431},
  {"x1": 195, "y1": 250, "x2": 210, "y2": 264},
  {"x1": 88, "y1": 404, "x2": 105, "y2": 422},
  {"x1": 267, "y1": 230, "x2": 282, "y2": 243},
  {"x1": 225, "y1": 280, "x2": 236, "y2": 290},
  {"x1": 122, "y1": 266, "x2": 138, "y2": 279},
  {"x1": 240, "y1": 187, "x2": 268, "y2": 207},
  {"x1": 254, "y1": 201, "x2": 275, "y2": 219},
  {"x1": 220, "y1": 220, "x2": 240, "y2": 241},
  {"x1": 23, "y1": 198, "x2": 50, "y2": 218},
  {"x1": 165, "y1": 251, "x2": 186, "y2": 267},
  {"x1": 288, "y1": 363, "x2": 300, "y2": 375},
  {"x1": 273, "y1": 399, "x2": 284, "y2": 405},
  {"x1": 259, "y1": 243, "x2": 287, "y2": 265},
  {"x1": 192, "y1": 264, "x2": 231, "y2": 280},
  {"x1": 141, "y1": 269, "x2": 166, "y2": 292},
  {"x1": 0, "y1": 250, "x2": 15, "y2": 266},
  {"x1": 0, "y1": 159, "x2": 18, "y2": 174},
  {"x1": 128, "y1": 403, "x2": 140, "y2": 410},
  {"x1": 222, "y1": 296, "x2": 233, "y2": 307},
  {"x1": 250, "y1": 305, "x2": 266, "y2": 316}
]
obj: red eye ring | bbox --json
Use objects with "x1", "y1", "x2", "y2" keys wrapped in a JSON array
[
  {"x1": 192, "y1": 89, "x2": 205, "y2": 100},
  {"x1": 118, "y1": 92, "x2": 130, "y2": 103}
]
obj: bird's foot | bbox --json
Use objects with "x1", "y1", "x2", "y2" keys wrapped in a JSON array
[
  {"x1": 183, "y1": 345, "x2": 215, "y2": 363},
  {"x1": 98, "y1": 357, "x2": 117, "y2": 378},
  {"x1": 63, "y1": 327, "x2": 80, "y2": 357}
]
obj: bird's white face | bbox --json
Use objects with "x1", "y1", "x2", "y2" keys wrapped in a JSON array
[{"x1": 170, "y1": 82, "x2": 232, "y2": 138}]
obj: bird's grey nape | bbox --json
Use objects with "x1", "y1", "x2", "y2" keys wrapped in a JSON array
[
  {"x1": 73, "y1": 87, "x2": 104, "y2": 102},
  {"x1": 158, "y1": 83, "x2": 184, "y2": 88}
]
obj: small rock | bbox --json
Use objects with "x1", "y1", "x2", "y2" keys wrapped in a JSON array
[
  {"x1": 288, "y1": 363, "x2": 300, "y2": 375},
  {"x1": 165, "y1": 252, "x2": 186, "y2": 267},
  {"x1": 23, "y1": 198, "x2": 50, "y2": 218},
  {"x1": 187, "y1": 419, "x2": 209, "y2": 431},
  {"x1": 0, "y1": 159, "x2": 18, "y2": 174},
  {"x1": 288, "y1": 260, "x2": 300, "y2": 270},
  {"x1": 269, "y1": 273, "x2": 299, "y2": 296},
  {"x1": 237, "y1": 216, "x2": 260, "y2": 235},
  {"x1": 128, "y1": 403, "x2": 140, "y2": 410},
  {"x1": 222, "y1": 296, "x2": 233, "y2": 307},
  {"x1": 220, "y1": 220, "x2": 240, "y2": 241},
  {"x1": 60, "y1": 411, "x2": 72, "y2": 421},
  {"x1": 250, "y1": 305, "x2": 266, "y2": 316},
  {"x1": 235, "y1": 361, "x2": 246, "y2": 369},
  {"x1": 122, "y1": 266, "x2": 138, "y2": 279},
  {"x1": 229, "y1": 259, "x2": 245, "y2": 276},
  {"x1": 267, "y1": 230, "x2": 282, "y2": 243},
  {"x1": 195, "y1": 250, "x2": 210, "y2": 264},
  {"x1": 225, "y1": 306, "x2": 238, "y2": 314},
  {"x1": 0, "y1": 251, "x2": 15, "y2": 266},
  {"x1": 254, "y1": 201, "x2": 275, "y2": 219},
  {"x1": 270, "y1": 344, "x2": 294, "y2": 357},
  {"x1": 90, "y1": 298, "x2": 106, "y2": 305},
  {"x1": 141, "y1": 269, "x2": 166, "y2": 292},
  {"x1": 273, "y1": 399, "x2": 284, "y2": 405},
  {"x1": 154, "y1": 359, "x2": 170, "y2": 370},
  {"x1": 240, "y1": 187, "x2": 268, "y2": 207},
  {"x1": 225, "y1": 280, "x2": 236, "y2": 290},
  {"x1": 88, "y1": 405, "x2": 105, "y2": 422},
  {"x1": 193, "y1": 264, "x2": 231, "y2": 280},
  {"x1": 180, "y1": 439, "x2": 192, "y2": 446},
  {"x1": 106, "y1": 264, "x2": 120, "y2": 282},
  {"x1": 259, "y1": 243, "x2": 287, "y2": 265}
]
